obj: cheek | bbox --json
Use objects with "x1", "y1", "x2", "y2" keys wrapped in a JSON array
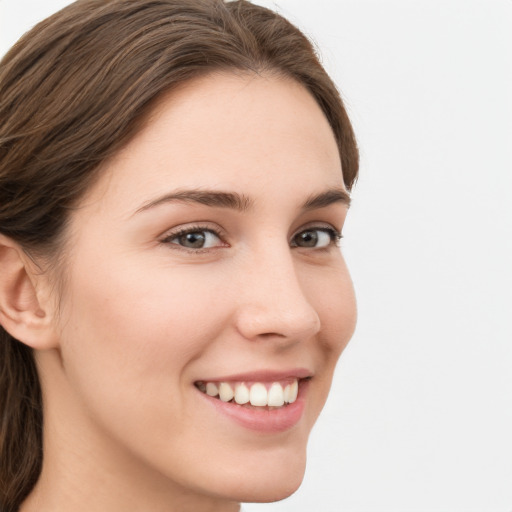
[
  {"x1": 309, "y1": 260, "x2": 357, "y2": 358},
  {"x1": 56, "y1": 254, "x2": 228, "y2": 432},
  {"x1": 299, "y1": 259, "x2": 356, "y2": 419},
  {"x1": 324, "y1": 277, "x2": 356, "y2": 357}
]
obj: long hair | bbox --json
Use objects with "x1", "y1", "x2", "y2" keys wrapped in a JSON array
[{"x1": 0, "y1": 1, "x2": 358, "y2": 509}]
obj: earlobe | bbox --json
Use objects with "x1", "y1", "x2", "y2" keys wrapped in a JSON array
[{"x1": 0, "y1": 234, "x2": 58, "y2": 350}]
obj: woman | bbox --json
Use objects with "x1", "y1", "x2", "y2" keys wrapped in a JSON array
[{"x1": 0, "y1": 1, "x2": 358, "y2": 511}]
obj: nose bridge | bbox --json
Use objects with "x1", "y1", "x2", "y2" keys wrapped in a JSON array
[{"x1": 235, "y1": 244, "x2": 321, "y2": 342}]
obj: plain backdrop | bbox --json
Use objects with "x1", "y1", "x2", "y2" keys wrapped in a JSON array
[{"x1": 1, "y1": 1, "x2": 511, "y2": 511}]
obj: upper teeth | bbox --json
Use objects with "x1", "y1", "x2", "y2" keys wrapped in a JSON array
[{"x1": 199, "y1": 380, "x2": 299, "y2": 407}]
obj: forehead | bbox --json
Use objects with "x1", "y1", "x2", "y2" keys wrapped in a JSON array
[{"x1": 79, "y1": 72, "x2": 343, "y2": 215}]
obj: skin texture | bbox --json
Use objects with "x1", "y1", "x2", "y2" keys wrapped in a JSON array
[{"x1": 15, "y1": 73, "x2": 357, "y2": 511}]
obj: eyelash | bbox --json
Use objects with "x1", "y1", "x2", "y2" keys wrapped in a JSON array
[
  {"x1": 160, "y1": 224, "x2": 343, "y2": 253},
  {"x1": 160, "y1": 224, "x2": 227, "y2": 253},
  {"x1": 289, "y1": 226, "x2": 342, "y2": 249}
]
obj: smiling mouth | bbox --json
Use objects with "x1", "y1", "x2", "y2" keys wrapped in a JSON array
[{"x1": 194, "y1": 378, "x2": 307, "y2": 409}]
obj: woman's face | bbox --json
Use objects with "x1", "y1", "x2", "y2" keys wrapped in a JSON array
[{"x1": 45, "y1": 73, "x2": 356, "y2": 505}]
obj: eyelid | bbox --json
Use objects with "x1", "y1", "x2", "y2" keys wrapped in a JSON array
[
  {"x1": 289, "y1": 224, "x2": 343, "y2": 251},
  {"x1": 291, "y1": 222, "x2": 342, "y2": 240},
  {"x1": 158, "y1": 221, "x2": 343, "y2": 254},
  {"x1": 159, "y1": 223, "x2": 228, "y2": 250}
]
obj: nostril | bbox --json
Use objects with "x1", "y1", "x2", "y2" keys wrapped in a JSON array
[
  {"x1": 234, "y1": 295, "x2": 320, "y2": 343},
  {"x1": 259, "y1": 332, "x2": 286, "y2": 339}
]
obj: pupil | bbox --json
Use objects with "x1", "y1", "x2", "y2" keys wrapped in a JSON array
[
  {"x1": 298, "y1": 231, "x2": 317, "y2": 247},
  {"x1": 181, "y1": 232, "x2": 205, "y2": 248}
]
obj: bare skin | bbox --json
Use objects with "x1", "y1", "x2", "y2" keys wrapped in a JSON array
[{"x1": 1, "y1": 72, "x2": 356, "y2": 512}]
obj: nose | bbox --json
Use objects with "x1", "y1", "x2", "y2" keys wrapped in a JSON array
[{"x1": 234, "y1": 247, "x2": 321, "y2": 345}]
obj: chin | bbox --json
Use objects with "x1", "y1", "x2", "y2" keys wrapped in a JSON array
[
  {"x1": 242, "y1": 476, "x2": 305, "y2": 504},
  {"x1": 228, "y1": 472, "x2": 305, "y2": 504},
  {"x1": 210, "y1": 447, "x2": 307, "y2": 504}
]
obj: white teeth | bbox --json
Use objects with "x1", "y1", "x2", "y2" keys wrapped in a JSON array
[
  {"x1": 234, "y1": 383, "x2": 250, "y2": 404},
  {"x1": 283, "y1": 380, "x2": 298, "y2": 404},
  {"x1": 218, "y1": 382, "x2": 234, "y2": 402},
  {"x1": 206, "y1": 382, "x2": 219, "y2": 397},
  {"x1": 199, "y1": 379, "x2": 300, "y2": 407},
  {"x1": 284, "y1": 384, "x2": 292, "y2": 403},
  {"x1": 289, "y1": 379, "x2": 298, "y2": 403},
  {"x1": 250, "y1": 383, "x2": 268, "y2": 406},
  {"x1": 268, "y1": 382, "x2": 285, "y2": 407}
]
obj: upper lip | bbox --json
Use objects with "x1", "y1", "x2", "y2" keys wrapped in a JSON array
[{"x1": 195, "y1": 368, "x2": 313, "y2": 383}]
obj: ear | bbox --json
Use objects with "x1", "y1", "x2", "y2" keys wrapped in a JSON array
[{"x1": 0, "y1": 234, "x2": 59, "y2": 350}]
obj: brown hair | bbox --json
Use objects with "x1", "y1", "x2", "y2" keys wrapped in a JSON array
[{"x1": 0, "y1": 0, "x2": 358, "y2": 509}]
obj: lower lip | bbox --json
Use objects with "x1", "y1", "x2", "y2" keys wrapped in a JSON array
[{"x1": 197, "y1": 380, "x2": 309, "y2": 433}]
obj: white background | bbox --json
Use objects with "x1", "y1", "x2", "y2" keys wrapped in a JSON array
[{"x1": 1, "y1": 1, "x2": 511, "y2": 511}]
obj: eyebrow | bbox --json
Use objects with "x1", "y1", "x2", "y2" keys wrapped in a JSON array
[
  {"x1": 134, "y1": 187, "x2": 350, "y2": 215},
  {"x1": 302, "y1": 188, "x2": 351, "y2": 210},
  {"x1": 135, "y1": 189, "x2": 252, "y2": 214}
]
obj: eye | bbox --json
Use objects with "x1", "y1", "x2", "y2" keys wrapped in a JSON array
[
  {"x1": 162, "y1": 227, "x2": 224, "y2": 250},
  {"x1": 291, "y1": 227, "x2": 341, "y2": 249}
]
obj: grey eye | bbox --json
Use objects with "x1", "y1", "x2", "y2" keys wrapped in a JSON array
[{"x1": 171, "y1": 230, "x2": 221, "y2": 249}]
